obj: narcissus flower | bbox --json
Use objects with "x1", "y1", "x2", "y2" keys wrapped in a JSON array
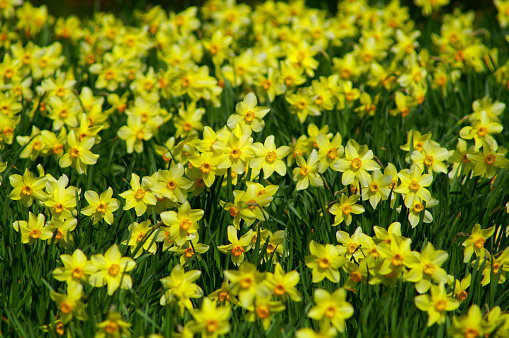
[
  {"x1": 9, "y1": 168, "x2": 47, "y2": 207},
  {"x1": 95, "y1": 312, "x2": 132, "y2": 338},
  {"x1": 81, "y1": 187, "x2": 120, "y2": 225},
  {"x1": 119, "y1": 173, "x2": 157, "y2": 217},
  {"x1": 405, "y1": 242, "x2": 449, "y2": 293},
  {"x1": 189, "y1": 297, "x2": 231, "y2": 338},
  {"x1": 88, "y1": 244, "x2": 137, "y2": 295},
  {"x1": 334, "y1": 140, "x2": 380, "y2": 186},
  {"x1": 411, "y1": 140, "x2": 452, "y2": 174},
  {"x1": 415, "y1": 283, "x2": 459, "y2": 326},
  {"x1": 59, "y1": 130, "x2": 99, "y2": 174},
  {"x1": 247, "y1": 135, "x2": 290, "y2": 179},
  {"x1": 305, "y1": 240, "x2": 348, "y2": 283},
  {"x1": 227, "y1": 92, "x2": 269, "y2": 132},
  {"x1": 307, "y1": 288, "x2": 354, "y2": 332},
  {"x1": 223, "y1": 262, "x2": 269, "y2": 308},
  {"x1": 448, "y1": 304, "x2": 487, "y2": 338},
  {"x1": 50, "y1": 282, "x2": 88, "y2": 324},
  {"x1": 53, "y1": 249, "x2": 94, "y2": 285},
  {"x1": 217, "y1": 226, "x2": 254, "y2": 266},
  {"x1": 316, "y1": 132, "x2": 344, "y2": 173},
  {"x1": 160, "y1": 264, "x2": 203, "y2": 315},
  {"x1": 160, "y1": 201, "x2": 204, "y2": 246},
  {"x1": 13, "y1": 212, "x2": 53, "y2": 244},
  {"x1": 124, "y1": 220, "x2": 161, "y2": 258},
  {"x1": 394, "y1": 166, "x2": 433, "y2": 208},
  {"x1": 264, "y1": 263, "x2": 302, "y2": 302},
  {"x1": 293, "y1": 150, "x2": 323, "y2": 190},
  {"x1": 462, "y1": 224, "x2": 495, "y2": 263},
  {"x1": 329, "y1": 194, "x2": 365, "y2": 226}
]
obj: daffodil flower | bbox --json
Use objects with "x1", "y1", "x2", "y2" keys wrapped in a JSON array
[
  {"x1": 88, "y1": 244, "x2": 137, "y2": 295},
  {"x1": 334, "y1": 140, "x2": 380, "y2": 186},
  {"x1": 81, "y1": 187, "x2": 120, "y2": 225}
]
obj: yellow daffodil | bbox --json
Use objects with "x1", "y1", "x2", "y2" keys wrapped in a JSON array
[
  {"x1": 293, "y1": 150, "x2": 323, "y2": 190},
  {"x1": 227, "y1": 92, "x2": 269, "y2": 132},
  {"x1": 334, "y1": 140, "x2": 381, "y2": 187},
  {"x1": 59, "y1": 130, "x2": 99, "y2": 174},
  {"x1": 223, "y1": 262, "x2": 269, "y2": 308},
  {"x1": 305, "y1": 240, "x2": 348, "y2": 283},
  {"x1": 247, "y1": 135, "x2": 290, "y2": 179},
  {"x1": 8, "y1": 168, "x2": 47, "y2": 206},
  {"x1": 217, "y1": 226, "x2": 254, "y2": 266},
  {"x1": 160, "y1": 201, "x2": 204, "y2": 246},
  {"x1": 160, "y1": 264, "x2": 203, "y2": 315},
  {"x1": 12, "y1": 212, "x2": 53, "y2": 244},
  {"x1": 405, "y1": 242, "x2": 449, "y2": 293},
  {"x1": 119, "y1": 173, "x2": 157, "y2": 217},
  {"x1": 307, "y1": 288, "x2": 354, "y2": 332},
  {"x1": 265, "y1": 263, "x2": 302, "y2": 302},
  {"x1": 462, "y1": 223, "x2": 496, "y2": 263},
  {"x1": 411, "y1": 140, "x2": 452, "y2": 174},
  {"x1": 329, "y1": 194, "x2": 365, "y2": 226},
  {"x1": 88, "y1": 244, "x2": 137, "y2": 295},
  {"x1": 81, "y1": 187, "x2": 120, "y2": 225},
  {"x1": 95, "y1": 312, "x2": 132, "y2": 338},
  {"x1": 415, "y1": 283, "x2": 459, "y2": 326},
  {"x1": 189, "y1": 297, "x2": 231, "y2": 338},
  {"x1": 53, "y1": 249, "x2": 94, "y2": 284},
  {"x1": 50, "y1": 282, "x2": 88, "y2": 324},
  {"x1": 394, "y1": 166, "x2": 433, "y2": 208}
]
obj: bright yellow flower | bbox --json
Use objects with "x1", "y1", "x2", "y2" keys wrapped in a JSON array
[
  {"x1": 81, "y1": 187, "x2": 120, "y2": 225},
  {"x1": 160, "y1": 264, "x2": 203, "y2": 315},
  {"x1": 334, "y1": 140, "x2": 380, "y2": 186},
  {"x1": 329, "y1": 194, "x2": 365, "y2": 226},
  {"x1": 316, "y1": 132, "x2": 344, "y2": 173},
  {"x1": 415, "y1": 283, "x2": 459, "y2": 326},
  {"x1": 448, "y1": 304, "x2": 487, "y2": 338},
  {"x1": 265, "y1": 263, "x2": 302, "y2": 302},
  {"x1": 47, "y1": 217, "x2": 77, "y2": 246},
  {"x1": 188, "y1": 151, "x2": 225, "y2": 187},
  {"x1": 50, "y1": 282, "x2": 88, "y2": 324},
  {"x1": 286, "y1": 87, "x2": 320, "y2": 123},
  {"x1": 189, "y1": 297, "x2": 231, "y2": 338},
  {"x1": 119, "y1": 173, "x2": 157, "y2": 217},
  {"x1": 53, "y1": 249, "x2": 94, "y2": 285},
  {"x1": 394, "y1": 166, "x2": 433, "y2": 208},
  {"x1": 227, "y1": 92, "x2": 269, "y2": 132},
  {"x1": 151, "y1": 164, "x2": 193, "y2": 203},
  {"x1": 12, "y1": 212, "x2": 53, "y2": 244},
  {"x1": 123, "y1": 220, "x2": 159, "y2": 258},
  {"x1": 117, "y1": 115, "x2": 154, "y2": 154},
  {"x1": 8, "y1": 168, "x2": 47, "y2": 206},
  {"x1": 305, "y1": 240, "x2": 348, "y2": 283},
  {"x1": 220, "y1": 191, "x2": 256, "y2": 229},
  {"x1": 173, "y1": 101, "x2": 204, "y2": 138},
  {"x1": 59, "y1": 130, "x2": 99, "y2": 174},
  {"x1": 95, "y1": 312, "x2": 132, "y2": 338},
  {"x1": 44, "y1": 185, "x2": 77, "y2": 220},
  {"x1": 160, "y1": 201, "x2": 203, "y2": 246},
  {"x1": 88, "y1": 244, "x2": 137, "y2": 295},
  {"x1": 217, "y1": 226, "x2": 254, "y2": 266},
  {"x1": 247, "y1": 135, "x2": 290, "y2": 179},
  {"x1": 246, "y1": 296, "x2": 285, "y2": 330},
  {"x1": 307, "y1": 288, "x2": 354, "y2": 333},
  {"x1": 405, "y1": 242, "x2": 449, "y2": 293},
  {"x1": 462, "y1": 223, "x2": 496, "y2": 263},
  {"x1": 223, "y1": 261, "x2": 269, "y2": 308},
  {"x1": 467, "y1": 143, "x2": 509, "y2": 179},
  {"x1": 293, "y1": 150, "x2": 323, "y2": 191}
]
